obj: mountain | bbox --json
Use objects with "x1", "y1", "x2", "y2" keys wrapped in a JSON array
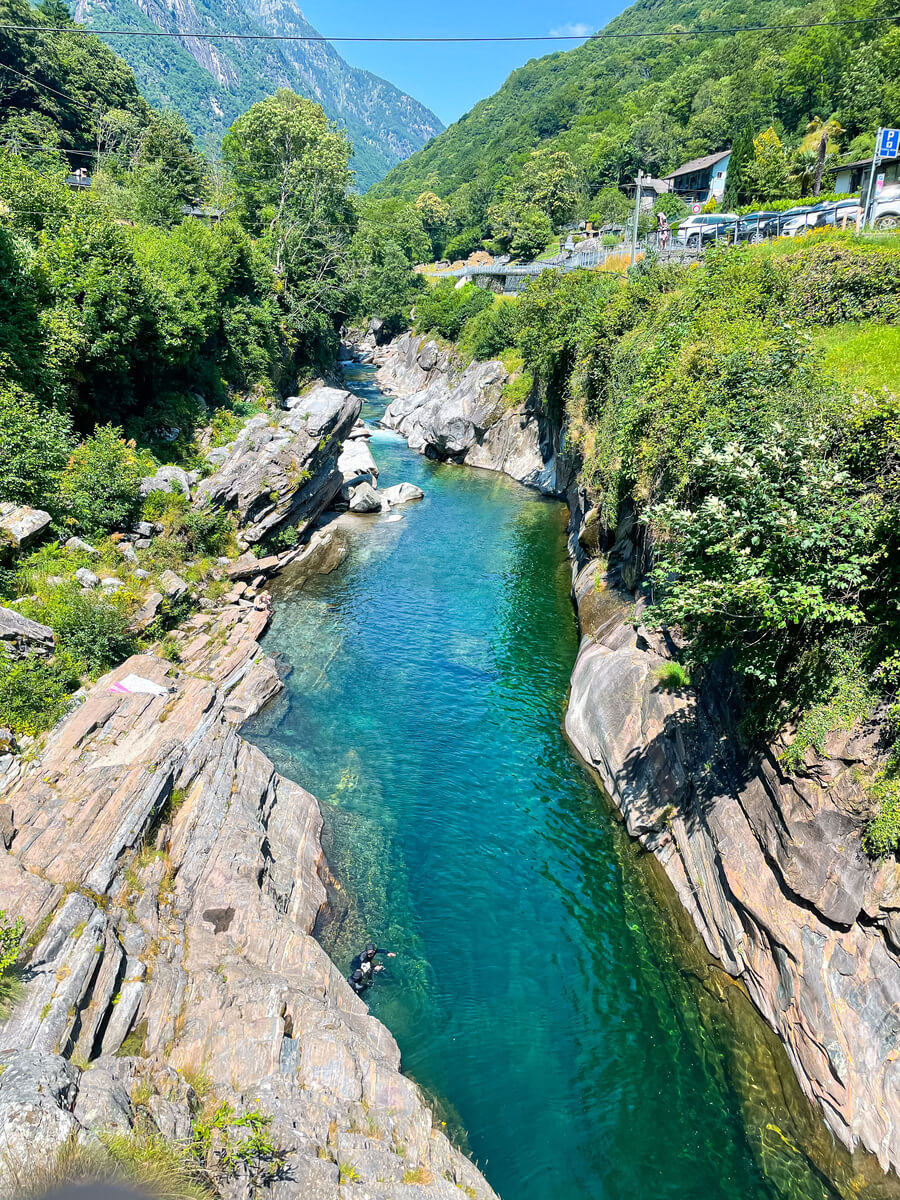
[
  {"x1": 70, "y1": 0, "x2": 444, "y2": 189},
  {"x1": 371, "y1": 0, "x2": 899, "y2": 202}
]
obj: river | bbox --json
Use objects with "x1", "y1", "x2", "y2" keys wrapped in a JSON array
[{"x1": 243, "y1": 365, "x2": 838, "y2": 1200}]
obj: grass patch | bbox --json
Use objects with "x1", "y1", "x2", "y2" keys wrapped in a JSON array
[
  {"x1": 654, "y1": 662, "x2": 691, "y2": 691},
  {"x1": 2, "y1": 1130, "x2": 211, "y2": 1199},
  {"x1": 780, "y1": 663, "x2": 874, "y2": 770},
  {"x1": 402, "y1": 1166, "x2": 434, "y2": 1185},
  {"x1": 815, "y1": 321, "x2": 900, "y2": 396}
]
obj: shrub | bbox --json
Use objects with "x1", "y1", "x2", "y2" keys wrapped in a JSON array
[
  {"x1": 413, "y1": 280, "x2": 493, "y2": 341},
  {"x1": 0, "y1": 652, "x2": 80, "y2": 735},
  {"x1": 0, "y1": 384, "x2": 73, "y2": 511},
  {"x1": 457, "y1": 300, "x2": 517, "y2": 361},
  {"x1": 655, "y1": 662, "x2": 691, "y2": 691},
  {"x1": 781, "y1": 240, "x2": 900, "y2": 326},
  {"x1": 60, "y1": 425, "x2": 148, "y2": 538},
  {"x1": 142, "y1": 491, "x2": 234, "y2": 557},
  {"x1": 21, "y1": 585, "x2": 137, "y2": 676},
  {"x1": 647, "y1": 428, "x2": 884, "y2": 728}
]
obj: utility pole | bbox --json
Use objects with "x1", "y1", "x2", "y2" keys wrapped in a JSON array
[
  {"x1": 862, "y1": 129, "x2": 882, "y2": 230},
  {"x1": 630, "y1": 169, "x2": 643, "y2": 264}
]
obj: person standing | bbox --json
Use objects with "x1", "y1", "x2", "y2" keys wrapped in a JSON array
[{"x1": 657, "y1": 211, "x2": 670, "y2": 251}]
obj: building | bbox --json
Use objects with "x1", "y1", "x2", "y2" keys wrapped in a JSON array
[
  {"x1": 833, "y1": 156, "x2": 900, "y2": 194},
  {"x1": 622, "y1": 176, "x2": 672, "y2": 209},
  {"x1": 663, "y1": 149, "x2": 731, "y2": 204},
  {"x1": 65, "y1": 168, "x2": 92, "y2": 190}
]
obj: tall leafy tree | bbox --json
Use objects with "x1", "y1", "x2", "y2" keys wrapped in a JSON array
[{"x1": 222, "y1": 89, "x2": 355, "y2": 360}]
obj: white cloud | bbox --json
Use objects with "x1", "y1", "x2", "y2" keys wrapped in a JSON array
[{"x1": 550, "y1": 21, "x2": 593, "y2": 37}]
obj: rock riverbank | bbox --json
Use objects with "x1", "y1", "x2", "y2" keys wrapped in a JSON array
[
  {"x1": 362, "y1": 331, "x2": 567, "y2": 496},
  {"x1": 0, "y1": 399, "x2": 498, "y2": 1199},
  {"x1": 564, "y1": 506, "x2": 900, "y2": 1192}
]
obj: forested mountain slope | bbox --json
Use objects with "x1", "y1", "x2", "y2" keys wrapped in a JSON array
[
  {"x1": 372, "y1": 0, "x2": 899, "y2": 204},
  {"x1": 68, "y1": 0, "x2": 443, "y2": 188}
]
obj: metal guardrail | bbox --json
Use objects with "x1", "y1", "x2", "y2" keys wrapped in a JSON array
[{"x1": 439, "y1": 239, "x2": 701, "y2": 288}]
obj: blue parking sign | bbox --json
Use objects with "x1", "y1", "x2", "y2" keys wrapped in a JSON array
[{"x1": 878, "y1": 128, "x2": 900, "y2": 158}]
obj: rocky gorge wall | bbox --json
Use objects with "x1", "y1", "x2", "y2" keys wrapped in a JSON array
[
  {"x1": 564, "y1": 504, "x2": 900, "y2": 1194},
  {"x1": 361, "y1": 328, "x2": 900, "y2": 1192},
  {"x1": 362, "y1": 331, "x2": 568, "y2": 496},
  {"x1": 0, "y1": 387, "x2": 498, "y2": 1200}
]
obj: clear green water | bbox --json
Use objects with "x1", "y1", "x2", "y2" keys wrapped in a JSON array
[{"x1": 244, "y1": 367, "x2": 836, "y2": 1200}]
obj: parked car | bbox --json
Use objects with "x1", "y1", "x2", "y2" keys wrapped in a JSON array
[
  {"x1": 782, "y1": 202, "x2": 840, "y2": 236},
  {"x1": 871, "y1": 183, "x2": 900, "y2": 230},
  {"x1": 733, "y1": 211, "x2": 781, "y2": 242},
  {"x1": 822, "y1": 198, "x2": 861, "y2": 228},
  {"x1": 674, "y1": 213, "x2": 739, "y2": 246}
]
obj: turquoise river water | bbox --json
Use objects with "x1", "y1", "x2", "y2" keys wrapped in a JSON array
[{"x1": 244, "y1": 366, "x2": 843, "y2": 1200}]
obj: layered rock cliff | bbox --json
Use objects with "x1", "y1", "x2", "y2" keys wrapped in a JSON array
[
  {"x1": 369, "y1": 332, "x2": 567, "y2": 496},
  {"x1": 564, "y1": 511, "x2": 900, "y2": 1189}
]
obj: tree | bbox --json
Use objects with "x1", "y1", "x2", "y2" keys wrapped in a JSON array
[
  {"x1": 59, "y1": 425, "x2": 147, "y2": 537},
  {"x1": 0, "y1": 384, "x2": 72, "y2": 510},
  {"x1": 518, "y1": 150, "x2": 579, "y2": 226},
  {"x1": 806, "y1": 116, "x2": 844, "y2": 196},
  {"x1": 511, "y1": 206, "x2": 554, "y2": 262},
  {"x1": 589, "y1": 186, "x2": 632, "y2": 228},
  {"x1": 415, "y1": 190, "x2": 450, "y2": 258},
  {"x1": 743, "y1": 128, "x2": 795, "y2": 203},
  {"x1": 222, "y1": 90, "x2": 355, "y2": 361},
  {"x1": 723, "y1": 123, "x2": 754, "y2": 209}
]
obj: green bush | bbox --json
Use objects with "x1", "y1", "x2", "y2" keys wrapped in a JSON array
[
  {"x1": 142, "y1": 491, "x2": 234, "y2": 557},
  {"x1": 780, "y1": 240, "x2": 900, "y2": 326},
  {"x1": 0, "y1": 652, "x2": 80, "y2": 735},
  {"x1": 21, "y1": 585, "x2": 137, "y2": 676},
  {"x1": 60, "y1": 426, "x2": 149, "y2": 538},
  {"x1": 648, "y1": 429, "x2": 883, "y2": 696},
  {"x1": 457, "y1": 300, "x2": 518, "y2": 361},
  {"x1": 0, "y1": 384, "x2": 73, "y2": 511},
  {"x1": 413, "y1": 280, "x2": 494, "y2": 341}
]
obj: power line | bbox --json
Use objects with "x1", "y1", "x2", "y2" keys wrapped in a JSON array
[
  {"x1": 1, "y1": 12, "x2": 899, "y2": 43},
  {"x1": 0, "y1": 58, "x2": 89, "y2": 109}
]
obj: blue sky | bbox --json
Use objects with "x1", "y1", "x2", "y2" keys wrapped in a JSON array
[{"x1": 297, "y1": 2, "x2": 621, "y2": 126}]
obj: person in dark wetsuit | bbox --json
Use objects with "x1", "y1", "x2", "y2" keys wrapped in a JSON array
[
  {"x1": 350, "y1": 941, "x2": 396, "y2": 988},
  {"x1": 348, "y1": 968, "x2": 370, "y2": 996}
]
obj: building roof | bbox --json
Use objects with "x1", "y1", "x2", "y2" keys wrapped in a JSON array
[{"x1": 663, "y1": 149, "x2": 731, "y2": 180}]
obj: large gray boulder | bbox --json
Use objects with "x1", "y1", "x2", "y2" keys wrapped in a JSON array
[
  {"x1": 0, "y1": 607, "x2": 54, "y2": 658},
  {"x1": 194, "y1": 389, "x2": 361, "y2": 546},
  {"x1": 337, "y1": 437, "x2": 379, "y2": 488},
  {"x1": 139, "y1": 465, "x2": 192, "y2": 499},
  {"x1": 381, "y1": 483, "x2": 424, "y2": 507},
  {"x1": 0, "y1": 502, "x2": 51, "y2": 549},
  {"x1": 348, "y1": 482, "x2": 382, "y2": 513}
]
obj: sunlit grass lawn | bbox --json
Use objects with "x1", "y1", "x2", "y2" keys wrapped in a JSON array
[{"x1": 814, "y1": 321, "x2": 900, "y2": 395}]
